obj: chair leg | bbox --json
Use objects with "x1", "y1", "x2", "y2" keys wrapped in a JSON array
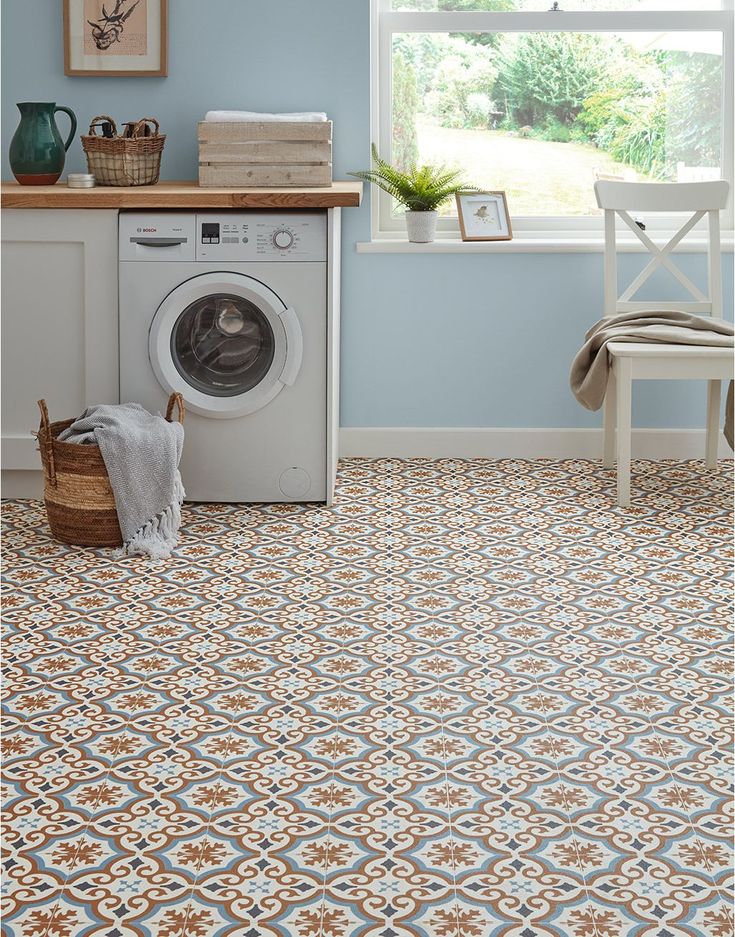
[
  {"x1": 616, "y1": 357, "x2": 633, "y2": 508},
  {"x1": 603, "y1": 368, "x2": 617, "y2": 468},
  {"x1": 705, "y1": 380, "x2": 721, "y2": 470}
]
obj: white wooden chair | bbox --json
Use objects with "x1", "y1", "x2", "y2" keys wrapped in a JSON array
[{"x1": 595, "y1": 180, "x2": 733, "y2": 507}]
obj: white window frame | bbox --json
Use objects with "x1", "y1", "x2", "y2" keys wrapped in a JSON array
[{"x1": 371, "y1": 1, "x2": 735, "y2": 242}]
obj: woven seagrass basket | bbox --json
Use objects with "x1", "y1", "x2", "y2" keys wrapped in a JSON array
[
  {"x1": 81, "y1": 115, "x2": 165, "y2": 187},
  {"x1": 36, "y1": 394, "x2": 184, "y2": 548}
]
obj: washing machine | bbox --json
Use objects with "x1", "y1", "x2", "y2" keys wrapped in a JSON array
[{"x1": 119, "y1": 210, "x2": 336, "y2": 503}]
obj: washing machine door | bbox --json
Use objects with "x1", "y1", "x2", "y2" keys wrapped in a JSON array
[{"x1": 149, "y1": 272, "x2": 303, "y2": 419}]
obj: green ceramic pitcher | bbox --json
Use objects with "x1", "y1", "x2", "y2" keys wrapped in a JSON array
[{"x1": 9, "y1": 102, "x2": 78, "y2": 185}]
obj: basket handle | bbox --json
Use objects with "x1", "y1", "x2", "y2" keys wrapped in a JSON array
[
  {"x1": 165, "y1": 392, "x2": 185, "y2": 425},
  {"x1": 37, "y1": 399, "x2": 57, "y2": 488},
  {"x1": 130, "y1": 117, "x2": 160, "y2": 138},
  {"x1": 88, "y1": 115, "x2": 118, "y2": 136}
]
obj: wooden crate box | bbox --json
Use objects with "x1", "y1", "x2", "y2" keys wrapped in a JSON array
[{"x1": 198, "y1": 121, "x2": 333, "y2": 187}]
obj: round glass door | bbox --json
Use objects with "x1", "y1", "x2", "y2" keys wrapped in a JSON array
[
  {"x1": 149, "y1": 273, "x2": 302, "y2": 420},
  {"x1": 172, "y1": 293, "x2": 275, "y2": 397}
]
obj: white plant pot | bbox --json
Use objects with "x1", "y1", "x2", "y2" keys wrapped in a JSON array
[{"x1": 405, "y1": 210, "x2": 438, "y2": 243}]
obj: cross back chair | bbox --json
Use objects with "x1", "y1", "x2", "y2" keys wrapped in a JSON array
[{"x1": 594, "y1": 180, "x2": 732, "y2": 507}]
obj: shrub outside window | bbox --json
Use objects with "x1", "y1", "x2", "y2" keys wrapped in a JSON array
[{"x1": 372, "y1": 0, "x2": 734, "y2": 238}]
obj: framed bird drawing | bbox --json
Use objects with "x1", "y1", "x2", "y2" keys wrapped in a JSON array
[{"x1": 64, "y1": 0, "x2": 167, "y2": 77}]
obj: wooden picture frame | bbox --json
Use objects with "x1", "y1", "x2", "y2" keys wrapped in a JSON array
[
  {"x1": 456, "y1": 190, "x2": 512, "y2": 241},
  {"x1": 64, "y1": 0, "x2": 167, "y2": 77}
]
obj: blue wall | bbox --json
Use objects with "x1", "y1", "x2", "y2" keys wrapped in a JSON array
[{"x1": 3, "y1": 0, "x2": 732, "y2": 428}]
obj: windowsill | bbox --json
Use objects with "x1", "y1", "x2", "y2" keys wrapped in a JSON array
[{"x1": 357, "y1": 235, "x2": 735, "y2": 254}]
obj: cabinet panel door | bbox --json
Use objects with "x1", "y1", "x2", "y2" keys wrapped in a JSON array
[{"x1": 1, "y1": 210, "x2": 119, "y2": 470}]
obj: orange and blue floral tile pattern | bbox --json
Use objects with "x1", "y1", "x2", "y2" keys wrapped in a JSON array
[{"x1": 2, "y1": 459, "x2": 733, "y2": 937}]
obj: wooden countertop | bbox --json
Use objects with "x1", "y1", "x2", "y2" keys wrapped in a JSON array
[{"x1": 1, "y1": 180, "x2": 363, "y2": 209}]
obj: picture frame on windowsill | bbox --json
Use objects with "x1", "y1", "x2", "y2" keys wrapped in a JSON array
[
  {"x1": 64, "y1": 0, "x2": 168, "y2": 77},
  {"x1": 456, "y1": 190, "x2": 512, "y2": 242}
]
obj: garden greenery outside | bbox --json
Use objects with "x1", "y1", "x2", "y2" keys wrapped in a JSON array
[{"x1": 391, "y1": 6, "x2": 722, "y2": 215}]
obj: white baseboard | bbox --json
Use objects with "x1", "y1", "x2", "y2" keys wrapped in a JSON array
[
  {"x1": 1, "y1": 470, "x2": 44, "y2": 500},
  {"x1": 339, "y1": 427, "x2": 734, "y2": 460},
  {"x1": 3, "y1": 432, "x2": 731, "y2": 502}
]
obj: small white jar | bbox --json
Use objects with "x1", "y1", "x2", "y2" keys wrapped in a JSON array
[{"x1": 67, "y1": 173, "x2": 96, "y2": 188}]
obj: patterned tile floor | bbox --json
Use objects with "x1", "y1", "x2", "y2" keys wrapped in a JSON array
[{"x1": 1, "y1": 458, "x2": 733, "y2": 937}]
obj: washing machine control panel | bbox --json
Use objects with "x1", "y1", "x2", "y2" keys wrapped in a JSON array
[{"x1": 196, "y1": 213, "x2": 327, "y2": 262}]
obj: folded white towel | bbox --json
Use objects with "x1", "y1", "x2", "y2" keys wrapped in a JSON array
[{"x1": 205, "y1": 110, "x2": 327, "y2": 123}]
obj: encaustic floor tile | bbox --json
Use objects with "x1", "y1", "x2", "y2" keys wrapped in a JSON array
[{"x1": 2, "y1": 458, "x2": 732, "y2": 936}]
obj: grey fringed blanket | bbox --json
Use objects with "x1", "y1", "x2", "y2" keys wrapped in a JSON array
[{"x1": 59, "y1": 403, "x2": 184, "y2": 558}]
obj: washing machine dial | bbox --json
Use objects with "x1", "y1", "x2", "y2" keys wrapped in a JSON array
[{"x1": 273, "y1": 229, "x2": 294, "y2": 250}]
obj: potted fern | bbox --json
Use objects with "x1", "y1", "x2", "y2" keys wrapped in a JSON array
[{"x1": 350, "y1": 145, "x2": 473, "y2": 243}]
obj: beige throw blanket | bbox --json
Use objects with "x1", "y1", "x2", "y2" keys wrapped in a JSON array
[{"x1": 570, "y1": 310, "x2": 734, "y2": 449}]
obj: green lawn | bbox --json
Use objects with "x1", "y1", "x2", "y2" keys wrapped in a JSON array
[{"x1": 417, "y1": 120, "x2": 651, "y2": 216}]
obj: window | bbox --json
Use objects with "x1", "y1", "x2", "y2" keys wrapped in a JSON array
[{"x1": 372, "y1": 0, "x2": 734, "y2": 239}]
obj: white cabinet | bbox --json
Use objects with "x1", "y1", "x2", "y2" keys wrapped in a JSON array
[{"x1": 1, "y1": 209, "x2": 119, "y2": 496}]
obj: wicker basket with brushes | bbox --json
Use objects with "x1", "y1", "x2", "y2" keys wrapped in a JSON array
[
  {"x1": 81, "y1": 115, "x2": 165, "y2": 187},
  {"x1": 35, "y1": 394, "x2": 184, "y2": 547}
]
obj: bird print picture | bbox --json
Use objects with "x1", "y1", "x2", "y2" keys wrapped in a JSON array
[
  {"x1": 84, "y1": 0, "x2": 147, "y2": 55},
  {"x1": 473, "y1": 201, "x2": 501, "y2": 229},
  {"x1": 456, "y1": 191, "x2": 512, "y2": 240}
]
